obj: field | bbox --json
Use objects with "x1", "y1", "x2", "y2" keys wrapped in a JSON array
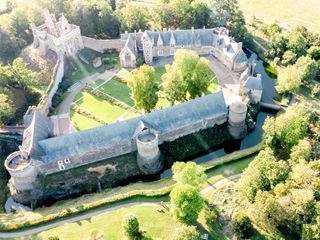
[
  {"x1": 71, "y1": 67, "x2": 218, "y2": 130},
  {"x1": 238, "y1": 0, "x2": 320, "y2": 33}
]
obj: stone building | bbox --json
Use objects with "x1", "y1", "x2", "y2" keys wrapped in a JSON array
[
  {"x1": 120, "y1": 27, "x2": 248, "y2": 71},
  {"x1": 30, "y1": 9, "x2": 84, "y2": 57},
  {"x1": 5, "y1": 91, "x2": 252, "y2": 206}
]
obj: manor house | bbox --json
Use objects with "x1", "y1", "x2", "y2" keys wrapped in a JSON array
[
  {"x1": 120, "y1": 27, "x2": 248, "y2": 72},
  {"x1": 30, "y1": 9, "x2": 84, "y2": 57}
]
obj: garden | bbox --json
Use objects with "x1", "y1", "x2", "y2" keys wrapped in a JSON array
[{"x1": 71, "y1": 53, "x2": 218, "y2": 130}]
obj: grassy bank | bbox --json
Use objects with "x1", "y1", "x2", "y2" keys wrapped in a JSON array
[{"x1": 0, "y1": 143, "x2": 263, "y2": 232}]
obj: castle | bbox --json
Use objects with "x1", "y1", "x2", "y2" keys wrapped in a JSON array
[
  {"x1": 5, "y1": 91, "x2": 253, "y2": 206},
  {"x1": 30, "y1": 9, "x2": 84, "y2": 57},
  {"x1": 119, "y1": 27, "x2": 248, "y2": 72},
  {"x1": 4, "y1": 11, "x2": 264, "y2": 207}
]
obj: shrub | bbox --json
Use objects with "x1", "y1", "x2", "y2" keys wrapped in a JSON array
[
  {"x1": 232, "y1": 212, "x2": 252, "y2": 239},
  {"x1": 122, "y1": 214, "x2": 140, "y2": 238},
  {"x1": 48, "y1": 236, "x2": 60, "y2": 240},
  {"x1": 136, "y1": 56, "x2": 145, "y2": 67},
  {"x1": 204, "y1": 206, "x2": 220, "y2": 227},
  {"x1": 170, "y1": 225, "x2": 201, "y2": 240}
]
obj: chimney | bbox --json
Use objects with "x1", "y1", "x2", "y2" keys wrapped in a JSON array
[
  {"x1": 203, "y1": 26, "x2": 206, "y2": 29},
  {"x1": 125, "y1": 30, "x2": 128, "y2": 34},
  {"x1": 237, "y1": 42, "x2": 243, "y2": 52},
  {"x1": 191, "y1": 26, "x2": 194, "y2": 33},
  {"x1": 256, "y1": 74, "x2": 261, "y2": 79},
  {"x1": 163, "y1": 28, "x2": 167, "y2": 32}
]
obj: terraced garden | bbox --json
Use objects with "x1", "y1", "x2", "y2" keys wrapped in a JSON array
[{"x1": 71, "y1": 66, "x2": 218, "y2": 131}]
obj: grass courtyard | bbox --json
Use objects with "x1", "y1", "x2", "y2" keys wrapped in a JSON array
[
  {"x1": 71, "y1": 66, "x2": 218, "y2": 131},
  {"x1": 238, "y1": 0, "x2": 320, "y2": 33}
]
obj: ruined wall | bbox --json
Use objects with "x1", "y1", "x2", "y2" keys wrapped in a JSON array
[
  {"x1": 82, "y1": 36, "x2": 122, "y2": 52},
  {"x1": 40, "y1": 56, "x2": 64, "y2": 114}
]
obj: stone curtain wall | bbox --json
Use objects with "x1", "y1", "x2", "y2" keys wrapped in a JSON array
[
  {"x1": 82, "y1": 36, "x2": 122, "y2": 52},
  {"x1": 41, "y1": 56, "x2": 65, "y2": 114}
]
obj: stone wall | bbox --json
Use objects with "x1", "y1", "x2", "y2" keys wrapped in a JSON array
[
  {"x1": 39, "y1": 56, "x2": 64, "y2": 114},
  {"x1": 82, "y1": 36, "x2": 122, "y2": 53}
]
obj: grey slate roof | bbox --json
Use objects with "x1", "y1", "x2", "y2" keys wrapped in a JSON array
[
  {"x1": 244, "y1": 76, "x2": 263, "y2": 90},
  {"x1": 234, "y1": 50, "x2": 248, "y2": 64},
  {"x1": 37, "y1": 91, "x2": 227, "y2": 162}
]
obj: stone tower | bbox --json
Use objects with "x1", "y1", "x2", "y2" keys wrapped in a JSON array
[
  {"x1": 141, "y1": 30, "x2": 153, "y2": 64},
  {"x1": 228, "y1": 101, "x2": 248, "y2": 139},
  {"x1": 135, "y1": 121, "x2": 162, "y2": 175}
]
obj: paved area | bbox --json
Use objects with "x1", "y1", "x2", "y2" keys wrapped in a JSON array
[{"x1": 205, "y1": 55, "x2": 240, "y2": 105}]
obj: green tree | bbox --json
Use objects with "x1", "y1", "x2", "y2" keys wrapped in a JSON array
[
  {"x1": 0, "y1": 27, "x2": 19, "y2": 64},
  {"x1": 189, "y1": 58, "x2": 212, "y2": 98},
  {"x1": 267, "y1": 22, "x2": 282, "y2": 36},
  {"x1": 302, "y1": 203, "x2": 320, "y2": 240},
  {"x1": 295, "y1": 56, "x2": 318, "y2": 83},
  {"x1": 308, "y1": 46, "x2": 320, "y2": 61},
  {"x1": 0, "y1": 92, "x2": 15, "y2": 125},
  {"x1": 118, "y1": 4, "x2": 150, "y2": 32},
  {"x1": 171, "y1": 225, "x2": 201, "y2": 240},
  {"x1": 122, "y1": 214, "x2": 140, "y2": 238},
  {"x1": 287, "y1": 30, "x2": 307, "y2": 57},
  {"x1": 276, "y1": 65, "x2": 301, "y2": 94},
  {"x1": 282, "y1": 50, "x2": 297, "y2": 65},
  {"x1": 231, "y1": 213, "x2": 252, "y2": 239},
  {"x1": 237, "y1": 148, "x2": 289, "y2": 202},
  {"x1": 208, "y1": 0, "x2": 240, "y2": 27},
  {"x1": 190, "y1": 1, "x2": 211, "y2": 28},
  {"x1": 263, "y1": 110, "x2": 308, "y2": 156},
  {"x1": 172, "y1": 162, "x2": 207, "y2": 188},
  {"x1": 9, "y1": 9, "x2": 32, "y2": 46},
  {"x1": 129, "y1": 64, "x2": 159, "y2": 112},
  {"x1": 290, "y1": 139, "x2": 312, "y2": 165},
  {"x1": 170, "y1": 184, "x2": 204, "y2": 224},
  {"x1": 162, "y1": 64, "x2": 187, "y2": 105}
]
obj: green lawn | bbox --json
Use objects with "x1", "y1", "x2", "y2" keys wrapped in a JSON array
[
  {"x1": 96, "y1": 78, "x2": 135, "y2": 106},
  {"x1": 238, "y1": 0, "x2": 320, "y2": 33},
  {"x1": 34, "y1": 206, "x2": 183, "y2": 240},
  {"x1": 75, "y1": 92, "x2": 128, "y2": 123},
  {"x1": 71, "y1": 111, "x2": 104, "y2": 131}
]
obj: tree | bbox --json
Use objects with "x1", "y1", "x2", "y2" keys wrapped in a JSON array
[
  {"x1": 308, "y1": 46, "x2": 320, "y2": 61},
  {"x1": 263, "y1": 110, "x2": 308, "y2": 156},
  {"x1": 237, "y1": 148, "x2": 289, "y2": 202},
  {"x1": 276, "y1": 65, "x2": 302, "y2": 94},
  {"x1": 162, "y1": 50, "x2": 213, "y2": 102},
  {"x1": 267, "y1": 22, "x2": 282, "y2": 36},
  {"x1": 208, "y1": 0, "x2": 240, "y2": 27},
  {"x1": 287, "y1": 30, "x2": 307, "y2": 57},
  {"x1": 128, "y1": 64, "x2": 159, "y2": 112},
  {"x1": 0, "y1": 58, "x2": 40, "y2": 89},
  {"x1": 267, "y1": 33, "x2": 287, "y2": 60},
  {"x1": 295, "y1": 56, "x2": 318, "y2": 83},
  {"x1": 171, "y1": 225, "x2": 201, "y2": 240},
  {"x1": 290, "y1": 139, "x2": 312, "y2": 165},
  {"x1": 122, "y1": 214, "x2": 140, "y2": 238},
  {"x1": 189, "y1": 58, "x2": 212, "y2": 98},
  {"x1": 9, "y1": 9, "x2": 32, "y2": 45},
  {"x1": 172, "y1": 162, "x2": 207, "y2": 188},
  {"x1": 170, "y1": 184, "x2": 204, "y2": 224},
  {"x1": 118, "y1": 4, "x2": 150, "y2": 32},
  {"x1": 231, "y1": 213, "x2": 252, "y2": 239},
  {"x1": 0, "y1": 91, "x2": 15, "y2": 125},
  {"x1": 282, "y1": 50, "x2": 297, "y2": 65},
  {"x1": 190, "y1": 1, "x2": 211, "y2": 28},
  {"x1": 162, "y1": 64, "x2": 187, "y2": 105},
  {"x1": 0, "y1": 27, "x2": 19, "y2": 64}
]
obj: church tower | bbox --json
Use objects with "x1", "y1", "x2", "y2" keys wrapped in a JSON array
[{"x1": 141, "y1": 30, "x2": 153, "y2": 64}]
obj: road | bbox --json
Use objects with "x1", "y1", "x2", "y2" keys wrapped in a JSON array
[{"x1": 0, "y1": 174, "x2": 241, "y2": 239}]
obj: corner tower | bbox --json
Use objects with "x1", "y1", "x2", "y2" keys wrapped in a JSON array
[
  {"x1": 134, "y1": 120, "x2": 162, "y2": 175},
  {"x1": 228, "y1": 101, "x2": 248, "y2": 139}
]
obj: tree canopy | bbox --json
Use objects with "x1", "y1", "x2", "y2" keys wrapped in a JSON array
[{"x1": 128, "y1": 64, "x2": 159, "y2": 112}]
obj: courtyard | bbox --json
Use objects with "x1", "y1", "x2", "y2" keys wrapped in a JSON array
[{"x1": 70, "y1": 64, "x2": 218, "y2": 130}]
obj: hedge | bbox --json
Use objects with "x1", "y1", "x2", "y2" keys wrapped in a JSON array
[{"x1": 0, "y1": 142, "x2": 264, "y2": 232}]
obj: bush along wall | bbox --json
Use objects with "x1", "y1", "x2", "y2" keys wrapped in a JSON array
[
  {"x1": 246, "y1": 103, "x2": 260, "y2": 132},
  {"x1": 160, "y1": 122, "x2": 230, "y2": 166}
]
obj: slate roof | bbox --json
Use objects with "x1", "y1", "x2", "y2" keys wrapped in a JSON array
[
  {"x1": 244, "y1": 76, "x2": 263, "y2": 90},
  {"x1": 22, "y1": 111, "x2": 52, "y2": 157},
  {"x1": 37, "y1": 91, "x2": 227, "y2": 162}
]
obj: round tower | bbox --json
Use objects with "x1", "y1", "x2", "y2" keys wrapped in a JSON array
[
  {"x1": 136, "y1": 129, "x2": 162, "y2": 175},
  {"x1": 5, "y1": 151, "x2": 38, "y2": 192},
  {"x1": 142, "y1": 31, "x2": 153, "y2": 64},
  {"x1": 228, "y1": 101, "x2": 248, "y2": 139}
]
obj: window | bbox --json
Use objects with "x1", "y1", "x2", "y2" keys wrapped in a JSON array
[{"x1": 158, "y1": 49, "x2": 163, "y2": 56}]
